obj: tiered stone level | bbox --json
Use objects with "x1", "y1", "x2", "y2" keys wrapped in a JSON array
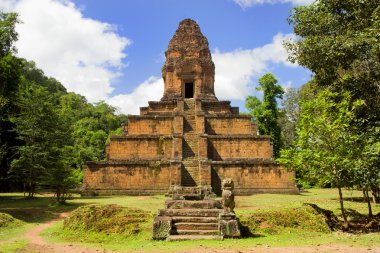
[{"x1": 83, "y1": 19, "x2": 296, "y2": 196}]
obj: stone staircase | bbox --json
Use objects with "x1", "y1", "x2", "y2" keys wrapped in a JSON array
[
  {"x1": 156, "y1": 198, "x2": 222, "y2": 241},
  {"x1": 153, "y1": 186, "x2": 241, "y2": 241},
  {"x1": 182, "y1": 99, "x2": 199, "y2": 187}
]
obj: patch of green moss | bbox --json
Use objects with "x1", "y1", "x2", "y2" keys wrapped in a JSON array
[
  {"x1": 240, "y1": 204, "x2": 334, "y2": 235},
  {"x1": 63, "y1": 204, "x2": 152, "y2": 236},
  {"x1": 0, "y1": 212, "x2": 23, "y2": 228}
]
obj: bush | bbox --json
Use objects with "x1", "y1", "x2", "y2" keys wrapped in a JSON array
[
  {"x1": 240, "y1": 204, "x2": 334, "y2": 235},
  {"x1": 63, "y1": 204, "x2": 151, "y2": 236},
  {"x1": 0, "y1": 212, "x2": 23, "y2": 228}
]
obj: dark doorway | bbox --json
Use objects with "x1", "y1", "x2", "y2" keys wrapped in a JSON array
[{"x1": 184, "y1": 82, "x2": 194, "y2": 98}]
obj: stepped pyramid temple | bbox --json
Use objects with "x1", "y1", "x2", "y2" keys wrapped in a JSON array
[{"x1": 83, "y1": 19, "x2": 296, "y2": 197}]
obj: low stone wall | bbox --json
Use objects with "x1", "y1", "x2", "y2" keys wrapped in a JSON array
[
  {"x1": 211, "y1": 161, "x2": 297, "y2": 195},
  {"x1": 201, "y1": 101, "x2": 232, "y2": 114},
  {"x1": 83, "y1": 161, "x2": 181, "y2": 195},
  {"x1": 207, "y1": 135, "x2": 273, "y2": 160},
  {"x1": 205, "y1": 116, "x2": 256, "y2": 135},
  {"x1": 127, "y1": 116, "x2": 173, "y2": 135},
  {"x1": 108, "y1": 136, "x2": 172, "y2": 160}
]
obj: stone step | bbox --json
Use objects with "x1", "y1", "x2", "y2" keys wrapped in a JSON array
[
  {"x1": 172, "y1": 216, "x2": 218, "y2": 223},
  {"x1": 183, "y1": 145, "x2": 197, "y2": 150},
  {"x1": 173, "y1": 222, "x2": 218, "y2": 230},
  {"x1": 182, "y1": 161, "x2": 198, "y2": 165},
  {"x1": 183, "y1": 155, "x2": 197, "y2": 159},
  {"x1": 182, "y1": 182, "x2": 197, "y2": 187},
  {"x1": 173, "y1": 229, "x2": 219, "y2": 235},
  {"x1": 183, "y1": 146, "x2": 196, "y2": 150},
  {"x1": 158, "y1": 208, "x2": 222, "y2": 217},
  {"x1": 166, "y1": 235, "x2": 222, "y2": 241},
  {"x1": 182, "y1": 167, "x2": 198, "y2": 171},
  {"x1": 166, "y1": 200, "x2": 221, "y2": 209},
  {"x1": 182, "y1": 158, "x2": 198, "y2": 161},
  {"x1": 183, "y1": 138, "x2": 197, "y2": 142}
]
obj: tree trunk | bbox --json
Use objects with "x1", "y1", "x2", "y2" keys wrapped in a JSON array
[
  {"x1": 365, "y1": 189, "x2": 373, "y2": 218},
  {"x1": 371, "y1": 187, "x2": 379, "y2": 204},
  {"x1": 56, "y1": 192, "x2": 60, "y2": 203},
  {"x1": 28, "y1": 179, "x2": 32, "y2": 198},
  {"x1": 338, "y1": 186, "x2": 348, "y2": 229}
]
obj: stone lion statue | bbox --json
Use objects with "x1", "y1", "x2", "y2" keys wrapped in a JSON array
[{"x1": 221, "y1": 178, "x2": 235, "y2": 213}]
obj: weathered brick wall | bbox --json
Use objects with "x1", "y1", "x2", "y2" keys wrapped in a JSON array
[
  {"x1": 84, "y1": 163, "x2": 181, "y2": 192},
  {"x1": 140, "y1": 101, "x2": 177, "y2": 115},
  {"x1": 201, "y1": 101, "x2": 232, "y2": 114},
  {"x1": 211, "y1": 163, "x2": 296, "y2": 195},
  {"x1": 147, "y1": 101, "x2": 177, "y2": 113},
  {"x1": 127, "y1": 117, "x2": 173, "y2": 135},
  {"x1": 207, "y1": 137, "x2": 273, "y2": 160},
  {"x1": 205, "y1": 117, "x2": 255, "y2": 135},
  {"x1": 108, "y1": 137, "x2": 172, "y2": 160}
]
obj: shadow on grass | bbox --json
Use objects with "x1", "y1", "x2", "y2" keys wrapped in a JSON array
[
  {"x1": 303, "y1": 203, "x2": 341, "y2": 231},
  {"x1": 0, "y1": 195, "x2": 88, "y2": 223},
  {"x1": 238, "y1": 219, "x2": 265, "y2": 239},
  {"x1": 331, "y1": 196, "x2": 366, "y2": 203},
  {"x1": 304, "y1": 203, "x2": 380, "y2": 233}
]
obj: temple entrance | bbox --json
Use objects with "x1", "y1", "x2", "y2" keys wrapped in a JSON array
[{"x1": 184, "y1": 82, "x2": 194, "y2": 98}]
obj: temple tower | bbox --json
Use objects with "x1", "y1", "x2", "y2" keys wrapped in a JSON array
[
  {"x1": 83, "y1": 19, "x2": 296, "y2": 196},
  {"x1": 162, "y1": 19, "x2": 216, "y2": 101}
]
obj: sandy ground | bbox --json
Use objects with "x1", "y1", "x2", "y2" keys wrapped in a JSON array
[
  {"x1": 2, "y1": 213, "x2": 380, "y2": 253},
  {"x1": 176, "y1": 245, "x2": 380, "y2": 253},
  {"x1": 4, "y1": 213, "x2": 110, "y2": 253}
]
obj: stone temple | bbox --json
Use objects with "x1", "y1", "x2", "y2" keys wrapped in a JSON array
[{"x1": 83, "y1": 19, "x2": 296, "y2": 196}]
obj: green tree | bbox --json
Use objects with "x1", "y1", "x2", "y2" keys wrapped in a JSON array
[
  {"x1": 0, "y1": 12, "x2": 22, "y2": 191},
  {"x1": 285, "y1": 0, "x2": 380, "y2": 202},
  {"x1": 278, "y1": 89, "x2": 364, "y2": 227},
  {"x1": 246, "y1": 73, "x2": 284, "y2": 158},
  {"x1": 279, "y1": 88, "x2": 300, "y2": 149},
  {"x1": 10, "y1": 82, "x2": 60, "y2": 197},
  {"x1": 0, "y1": 12, "x2": 18, "y2": 57},
  {"x1": 10, "y1": 80, "x2": 79, "y2": 201},
  {"x1": 354, "y1": 127, "x2": 380, "y2": 216}
]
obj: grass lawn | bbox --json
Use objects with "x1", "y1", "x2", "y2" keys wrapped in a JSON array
[{"x1": 1, "y1": 188, "x2": 380, "y2": 252}]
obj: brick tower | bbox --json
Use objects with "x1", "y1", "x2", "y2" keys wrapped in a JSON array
[{"x1": 83, "y1": 19, "x2": 296, "y2": 196}]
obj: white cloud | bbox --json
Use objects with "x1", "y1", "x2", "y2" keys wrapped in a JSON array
[
  {"x1": 0, "y1": 0, "x2": 130, "y2": 102},
  {"x1": 0, "y1": 0, "x2": 298, "y2": 114},
  {"x1": 233, "y1": 0, "x2": 314, "y2": 8},
  {"x1": 213, "y1": 33, "x2": 297, "y2": 100},
  {"x1": 107, "y1": 77, "x2": 164, "y2": 115}
]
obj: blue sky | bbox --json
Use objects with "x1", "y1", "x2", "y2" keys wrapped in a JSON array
[{"x1": 1, "y1": 0, "x2": 312, "y2": 114}]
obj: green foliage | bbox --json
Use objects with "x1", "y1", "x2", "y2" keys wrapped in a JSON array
[
  {"x1": 0, "y1": 11, "x2": 127, "y2": 194},
  {"x1": 60, "y1": 97, "x2": 126, "y2": 168},
  {"x1": 0, "y1": 12, "x2": 19, "y2": 57},
  {"x1": 279, "y1": 88, "x2": 300, "y2": 148},
  {"x1": 0, "y1": 12, "x2": 127, "y2": 195},
  {"x1": 278, "y1": 89, "x2": 364, "y2": 225},
  {"x1": 63, "y1": 205, "x2": 151, "y2": 236},
  {"x1": 285, "y1": 0, "x2": 380, "y2": 215},
  {"x1": 246, "y1": 73, "x2": 284, "y2": 157},
  {"x1": 9, "y1": 81, "x2": 74, "y2": 200},
  {"x1": 21, "y1": 60, "x2": 66, "y2": 94},
  {"x1": 0, "y1": 12, "x2": 22, "y2": 191}
]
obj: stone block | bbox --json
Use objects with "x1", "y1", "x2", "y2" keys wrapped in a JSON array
[
  {"x1": 152, "y1": 216, "x2": 172, "y2": 240},
  {"x1": 218, "y1": 213, "x2": 241, "y2": 238},
  {"x1": 165, "y1": 199, "x2": 222, "y2": 209}
]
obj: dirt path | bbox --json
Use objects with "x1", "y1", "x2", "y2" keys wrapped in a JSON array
[
  {"x1": 9, "y1": 212, "x2": 113, "y2": 253},
  {"x1": 176, "y1": 245, "x2": 380, "y2": 253},
  {"x1": 3, "y1": 213, "x2": 380, "y2": 253}
]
